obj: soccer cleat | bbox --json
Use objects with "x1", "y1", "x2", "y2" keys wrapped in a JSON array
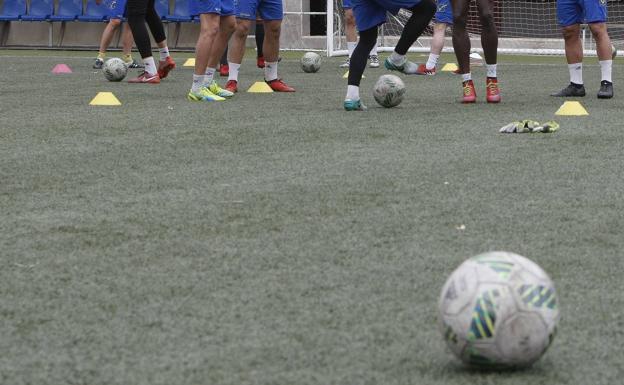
[
  {"x1": 384, "y1": 57, "x2": 419, "y2": 74},
  {"x1": 127, "y1": 71, "x2": 160, "y2": 84},
  {"x1": 219, "y1": 64, "x2": 229, "y2": 77},
  {"x1": 93, "y1": 58, "x2": 104, "y2": 69},
  {"x1": 369, "y1": 55, "x2": 380, "y2": 68},
  {"x1": 187, "y1": 87, "x2": 226, "y2": 102},
  {"x1": 125, "y1": 59, "x2": 144, "y2": 69},
  {"x1": 158, "y1": 56, "x2": 176, "y2": 79},
  {"x1": 208, "y1": 81, "x2": 234, "y2": 98},
  {"x1": 415, "y1": 64, "x2": 436, "y2": 75},
  {"x1": 344, "y1": 99, "x2": 367, "y2": 111},
  {"x1": 597, "y1": 80, "x2": 614, "y2": 99},
  {"x1": 486, "y1": 77, "x2": 501, "y2": 103},
  {"x1": 266, "y1": 78, "x2": 295, "y2": 92},
  {"x1": 551, "y1": 83, "x2": 586, "y2": 97},
  {"x1": 462, "y1": 80, "x2": 476, "y2": 103},
  {"x1": 224, "y1": 80, "x2": 238, "y2": 93},
  {"x1": 340, "y1": 57, "x2": 350, "y2": 68},
  {"x1": 257, "y1": 56, "x2": 265, "y2": 68}
]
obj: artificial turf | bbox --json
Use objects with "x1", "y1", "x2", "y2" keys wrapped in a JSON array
[{"x1": 1, "y1": 49, "x2": 623, "y2": 385}]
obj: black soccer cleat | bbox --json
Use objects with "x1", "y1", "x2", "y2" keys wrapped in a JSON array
[
  {"x1": 93, "y1": 58, "x2": 104, "y2": 69},
  {"x1": 126, "y1": 59, "x2": 145, "y2": 69},
  {"x1": 597, "y1": 80, "x2": 614, "y2": 99},
  {"x1": 551, "y1": 83, "x2": 586, "y2": 97}
]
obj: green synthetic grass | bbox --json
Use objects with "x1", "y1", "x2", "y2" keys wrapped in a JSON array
[{"x1": 1, "y1": 50, "x2": 623, "y2": 385}]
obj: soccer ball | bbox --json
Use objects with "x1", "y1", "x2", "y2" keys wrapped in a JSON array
[
  {"x1": 373, "y1": 74, "x2": 405, "y2": 108},
  {"x1": 103, "y1": 58, "x2": 128, "y2": 82},
  {"x1": 301, "y1": 52, "x2": 321, "y2": 73},
  {"x1": 438, "y1": 251, "x2": 559, "y2": 368}
]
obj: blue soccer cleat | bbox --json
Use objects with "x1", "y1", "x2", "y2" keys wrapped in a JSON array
[{"x1": 344, "y1": 99, "x2": 367, "y2": 111}]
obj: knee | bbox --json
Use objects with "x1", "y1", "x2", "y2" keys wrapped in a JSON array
[
  {"x1": 589, "y1": 23, "x2": 608, "y2": 39},
  {"x1": 562, "y1": 26, "x2": 579, "y2": 41},
  {"x1": 234, "y1": 22, "x2": 250, "y2": 38},
  {"x1": 345, "y1": 12, "x2": 355, "y2": 27},
  {"x1": 358, "y1": 27, "x2": 377, "y2": 48},
  {"x1": 479, "y1": 11, "x2": 496, "y2": 32},
  {"x1": 222, "y1": 18, "x2": 236, "y2": 35},
  {"x1": 453, "y1": 13, "x2": 467, "y2": 30},
  {"x1": 264, "y1": 21, "x2": 281, "y2": 36},
  {"x1": 200, "y1": 23, "x2": 219, "y2": 39}
]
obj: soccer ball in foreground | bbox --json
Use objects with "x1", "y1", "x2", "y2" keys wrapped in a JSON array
[
  {"x1": 373, "y1": 74, "x2": 405, "y2": 108},
  {"x1": 301, "y1": 52, "x2": 321, "y2": 73},
  {"x1": 103, "y1": 58, "x2": 128, "y2": 81},
  {"x1": 438, "y1": 251, "x2": 559, "y2": 368}
]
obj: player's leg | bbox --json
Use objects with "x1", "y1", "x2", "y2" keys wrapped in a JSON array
[
  {"x1": 552, "y1": 0, "x2": 585, "y2": 96},
  {"x1": 188, "y1": 4, "x2": 224, "y2": 101},
  {"x1": 256, "y1": 21, "x2": 266, "y2": 67},
  {"x1": 341, "y1": 4, "x2": 357, "y2": 68},
  {"x1": 385, "y1": 0, "x2": 437, "y2": 74},
  {"x1": 345, "y1": 26, "x2": 377, "y2": 110},
  {"x1": 219, "y1": 45, "x2": 229, "y2": 76},
  {"x1": 369, "y1": 40, "x2": 379, "y2": 68},
  {"x1": 94, "y1": 18, "x2": 120, "y2": 69},
  {"x1": 125, "y1": 0, "x2": 160, "y2": 82},
  {"x1": 120, "y1": 24, "x2": 143, "y2": 68},
  {"x1": 451, "y1": 0, "x2": 476, "y2": 102},
  {"x1": 227, "y1": 17, "x2": 251, "y2": 92},
  {"x1": 144, "y1": 0, "x2": 175, "y2": 78},
  {"x1": 259, "y1": 0, "x2": 294, "y2": 92},
  {"x1": 417, "y1": 22, "x2": 447, "y2": 75},
  {"x1": 205, "y1": 14, "x2": 237, "y2": 97},
  {"x1": 586, "y1": 0, "x2": 613, "y2": 99},
  {"x1": 476, "y1": 0, "x2": 500, "y2": 103}
]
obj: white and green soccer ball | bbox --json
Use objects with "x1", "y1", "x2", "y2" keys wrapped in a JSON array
[
  {"x1": 373, "y1": 74, "x2": 405, "y2": 108},
  {"x1": 438, "y1": 251, "x2": 560, "y2": 368},
  {"x1": 301, "y1": 52, "x2": 321, "y2": 73},
  {"x1": 103, "y1": 58, "x2": 128, "y2": 82}
]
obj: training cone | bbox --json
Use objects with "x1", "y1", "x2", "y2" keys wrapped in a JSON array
[
  {"x1": 52, "y1": 64, "x2": 72, "y2": 74},
  {"x1": 183, "y1": 58, "x2": 195, "y2": 67},
  {"x1": 89, "y1": 92, "x2": 121, "y2": 106},
  {"x1": 342, "y1": 71, "x2": 364, "y2": 79},
  {"x1": 247, "y1": 81, "x2": 273, "y2": 93},
  {"x1": 555, "y1": 101, "x2": 588, "y2": 116},
  {"x1": 441, "y1": 63, "x2": 459, "y2": 72}
]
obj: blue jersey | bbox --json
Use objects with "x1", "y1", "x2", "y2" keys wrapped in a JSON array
[
  {"x1": 236, "y1": 0, "x2": 283, "y2": 20},
  {"x1": 352, "y1": 0, "x2": 421, "y2": 31},
  {"x1": 557, "y1": 0, "x2": 607, "y2": 27},
  {"x1": 191, "y1": 0, "x2": 235, "y2": 16},
  {"x1": 434, "y1": 0, "x2": 452, "y2": 24},
  {"x1": 104, "y1": 0, "x2": 127, "y2": 19}
]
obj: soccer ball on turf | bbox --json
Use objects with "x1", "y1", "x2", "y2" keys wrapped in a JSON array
[
  {"x1": 373, "y1": 74, "x2": 405, "y2": 108},
  {"x1": 301, "y1": 52, "x2": 321, "y2": 73},
  {"x1": 438, "y1": 251, "x2": 559, "y2": 368},
  {"x1": 103, "y1": 58, "x2": 128, "y2": 82}
]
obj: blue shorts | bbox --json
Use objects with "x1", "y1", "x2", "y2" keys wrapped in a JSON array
[
  {"x1": 192, "y1": 0, "x2": 236, "y2": 16},
  {"x1": 434, "y1": 0, "x2": 452, "y2": 24},
  {"x1": 104, "y1": 0, "x2": 127, "y2": 19},
  {"x1": 343, "y1": 0, "x2": 352, "y2": 9},
  {"x1": 557, "y1": 0, "x2": 607, "y2": 27},
  {"x1": 352, "y1": 0, "x2": 421, "y2": 31},
  {"x1": 236, "y1": 0, "x2": 283, "y2": 20}
]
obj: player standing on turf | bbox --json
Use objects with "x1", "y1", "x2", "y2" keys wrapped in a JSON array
[
  {"x1": 451, "y1": 0, "x2": 500, "y2": 103},
  {"x1": 225, "y1": 0, "x2": 295, "y2": 93},
  {"x1": 93, "y1": 0, "x2": 143, "y2": 69},
  {"x1": 124, "y1": 0, "x2": 175, "y2": 83},
  {"x1": 340, "y1": 0, "x2": 380, "y2": 69},
  {"x1": 344, "y1": 0, "x2": 436, "y2": 111},
  {"x1": 219, "y1": 22, "x2": 267, "y2": 76},
  {"x1": 187, "y1": 0, "x2": 237, "y2": 101},
  {"x1": 415, "y1": 0, "x2": 452, "y2": 75},
  {"x1": 551, "y1": 0, "x2": 613, "y2": 98}
]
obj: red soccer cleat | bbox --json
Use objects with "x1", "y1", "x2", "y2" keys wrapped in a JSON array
[
  {"x1": 462, "y1": 80, "x2": 476, "y2": 103},
  {"x1": 486, "y1": 77, "x2": 501, "y2": 103},
  {"x1": 127, "y1": 71, "x2": 161, "y2": 84},
  {"x1": 266, "y1": 78, "x2": 295, "y2": 92},
  {"x1": 158, "y1": 56, "x2": 176, "y2": 79},
  {"x1": 415, "y1": 63, "x2": 436, "y2": 75},
  {"x1": 219, "y1": 64, "x2": 229, "y2": 77},
  {"x1": 257, "y1": 56, "x2": 265, "y2": 68},
  {"x1": 224, "y1": 80, "x2": 238, "y2": 93}
]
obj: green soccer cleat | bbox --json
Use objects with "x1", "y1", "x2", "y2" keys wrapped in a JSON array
[
  {"x1": 344, "y1": 99, "x2": 367, "y2": 111},
  {"x1": 208, "y1": 81, "x2": 235, "y2": 99},
  {"x1": 187, "y1": 87, "x2": 226, "y2": 102},
  {"x1": 384, "y1": 57, "x2": 419, "y2": 74}
]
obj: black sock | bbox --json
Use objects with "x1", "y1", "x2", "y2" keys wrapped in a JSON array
[
  {"x1": 348, "y1": 27, "x2": 378, "y2": 87},
  {"x1": 221, "y1": 46, "x2": 228, "y2": 65},
  {"x1": 255, "y1": 23, "x2": 265, "y2": 58},
  {"x1": 394, "y1": 0, "x2": 436, "y2": 55}
]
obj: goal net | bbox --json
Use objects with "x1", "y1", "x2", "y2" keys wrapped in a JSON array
[{"x1": 327, "y1": 0, "x2": 624, "y2": 56}]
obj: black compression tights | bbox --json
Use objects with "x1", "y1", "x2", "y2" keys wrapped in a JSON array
[
  {"x1": 451, "y1": 0, "x2": 498, "y2": 74},
  {"x1": 126, "y1": 0, "x2": 167, "y2": 59}
]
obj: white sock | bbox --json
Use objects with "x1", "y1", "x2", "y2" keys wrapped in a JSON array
[
  {"x1": 158, "y1": 47, "x2": 170, "y2": 61},
  {"x1": 462, "y1": 72, "x2": 472, "y2": 82},
  {"x1": 568, "y1": 62, "x2": 583, "y2": 85},
  {"x1": 346, "y1": 85, "x2": 359, "y2": 100},
  {"x1": 264, "y1": 61, "x2": 278, "y2": 81},
  {"x1": 426, "y1": 53, "x2": 440, "y2": 70},
  {"x1": 599, "y1": 60, "x2": 612, "y2": 83},
  {"x1": 228, "y1": 62, "x2": 240, "y2": 81},
  {"x1": 369, "y1": 43, "x2": 378, "y2": 56},
  {"x1": 347, "y1": 41, "x2": 357, "y2": 58},
  {"x1": 390, "y1": 51, "x2": 406, "y2": 65},
  {"x1": 204, "y1": 67, "x2": 216, "y2": 84},
  {"x1": 486, "y1": 64, "x2": 497, "y2": 78},
  {"x1": 191, "y1": 74, "x2": 205, "y2": 93},
  {"x1": 143, "y1": 56, "x2": 157, "y2": 76}
]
